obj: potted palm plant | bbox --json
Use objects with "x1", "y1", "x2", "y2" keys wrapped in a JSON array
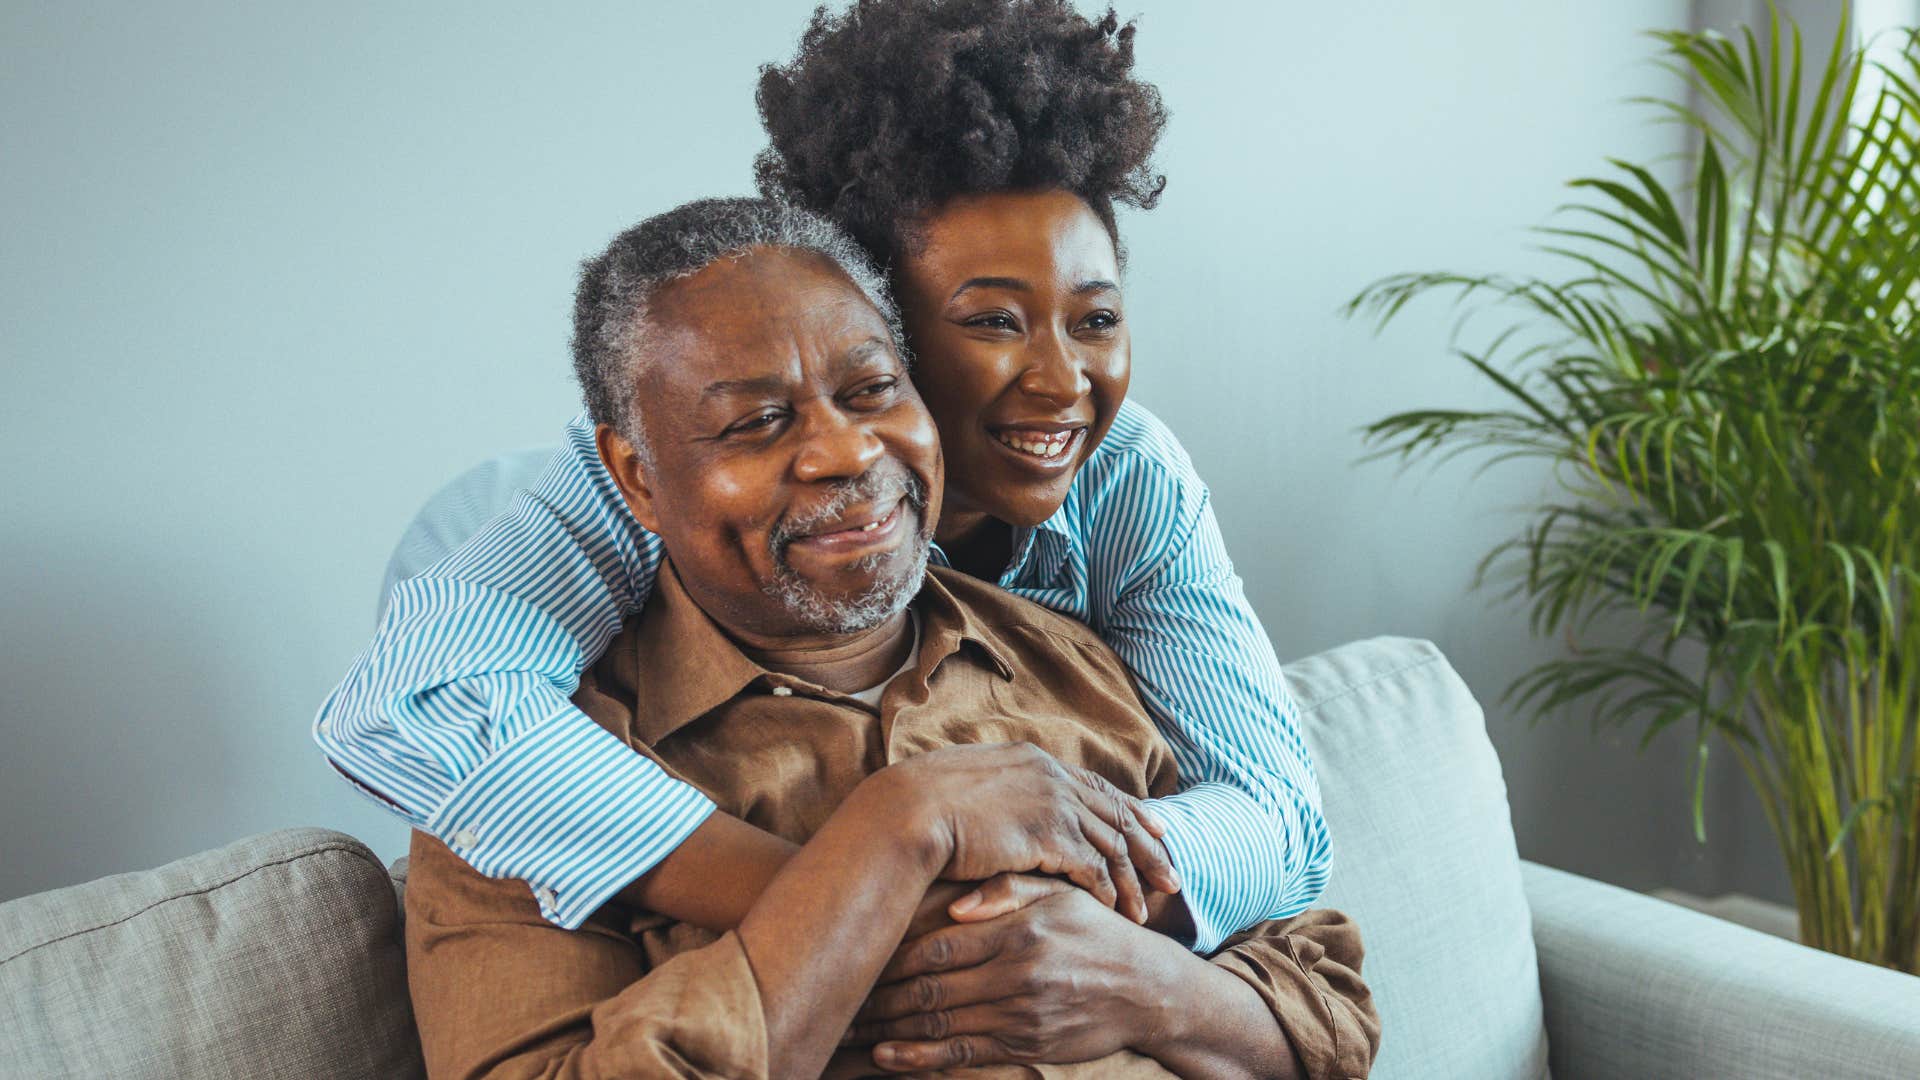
[{"x1": 1347, "y1": 10, "x2": 1919, "y2": 972}]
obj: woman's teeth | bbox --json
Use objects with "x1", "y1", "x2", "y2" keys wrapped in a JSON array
[{"x1": 994, "y1": 430, "x2": 1075, "y2": 458}]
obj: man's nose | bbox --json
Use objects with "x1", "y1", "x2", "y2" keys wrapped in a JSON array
[
  {"x1": 1016, "y1": 330, "x2": 1092, "y2": 407},
  {"x1": 791, "y1": 409, "x2": 886, "y2": 483}
]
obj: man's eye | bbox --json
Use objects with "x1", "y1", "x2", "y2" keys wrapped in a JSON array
[
  {"x1": 849, "y1": 377, "x2": 898, "y2": 401},
  {"x1": 726, "y1": 411, "x2": 785, "y2": 435}
]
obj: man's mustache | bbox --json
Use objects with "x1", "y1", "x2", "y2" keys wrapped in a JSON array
[{"x1": 768, "y1": 464, "x2": 929, "y2": 560}]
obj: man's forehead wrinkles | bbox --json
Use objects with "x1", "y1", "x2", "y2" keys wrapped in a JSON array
[
  {"x1": 699, "y1": 374, "x2": 791, "y2": 401},
  {"x1": 694, "y1": 336, "x2": 894, "y2": 399}
]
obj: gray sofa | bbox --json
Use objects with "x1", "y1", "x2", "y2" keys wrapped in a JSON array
[
  {"x1": 6, "y1": 450, "x2": 1919, "y2": 1077},
  {"x1": 6, "y1": 637, "x2": 1919, "y2": 1078}
]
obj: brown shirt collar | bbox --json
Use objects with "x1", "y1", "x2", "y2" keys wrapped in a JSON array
[{"x1": 617, "y1": 560, "x2": 1016, "y2": 748}]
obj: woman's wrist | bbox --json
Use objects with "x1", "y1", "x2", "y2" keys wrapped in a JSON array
[{"x1": 846, "y1": 764, "x2": 950, "y2": 879}]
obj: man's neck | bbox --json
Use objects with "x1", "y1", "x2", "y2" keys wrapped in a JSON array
[{"x1": 734, "y1": 608, "x2": 915, "y2": 695}]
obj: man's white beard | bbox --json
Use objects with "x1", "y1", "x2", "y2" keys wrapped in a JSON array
[
  {"x1": 762, "y1": 540, "x2": 928, "y2": 634},
  {"x1": 763, "y1": 463, "x2": 932, "y2": 633}
]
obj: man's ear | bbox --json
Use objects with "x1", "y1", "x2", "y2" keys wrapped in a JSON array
[{"x1": 594, "y1": 423, "x2": 664, "y2": 535}]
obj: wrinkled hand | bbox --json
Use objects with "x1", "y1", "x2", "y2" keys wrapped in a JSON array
[
  {"x1": 841, "y1": 874, "x2": 1077, "y2": 1051},
  {"x1": 850, "y1": 888, "x2": 1181, "y2": 1072},
  {"x1": 895, "y1": 873, "x2": 1074, "y2": 943},
  {"x1": 886, "y1": 742, "x2": 1178, "y2": 924}
]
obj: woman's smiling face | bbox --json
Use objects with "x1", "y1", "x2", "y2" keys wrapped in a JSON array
[{"x1": 892, "y1": 189, "x2": 1131, "y2": 542}]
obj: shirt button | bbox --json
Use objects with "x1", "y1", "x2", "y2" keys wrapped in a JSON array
[
  {"x1": 771, "y1": 686, "x2": 793, "y2": 697},
  {"x1": 535, "y1": 886, "x2": 557, "y2": 909},
  {"x1": 452, "y1": 827, "x2": 479, "y2": 848}
]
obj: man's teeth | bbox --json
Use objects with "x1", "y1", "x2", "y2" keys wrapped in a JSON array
[
  {"x1": 822, "y1": 506, "x2": 892, "y2": 536},
  {"x1": 995, "y1": 430, "x2": 1074, "y2": 458}
]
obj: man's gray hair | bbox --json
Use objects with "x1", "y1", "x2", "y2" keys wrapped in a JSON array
[{"x1": 570, "y1": 197, "x2": 905, "y2": 452}]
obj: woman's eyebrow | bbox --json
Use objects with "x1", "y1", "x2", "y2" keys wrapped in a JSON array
[
  {"x1": 949, "y1": 275, "x2": 1030, "y2": 301},
  {"x1": 949, "y1": 276, "x2": 1119, "y2": 302}
]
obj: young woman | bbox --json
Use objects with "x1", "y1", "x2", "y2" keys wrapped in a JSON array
[{"x1": 316, "y1": 0, "x2": 1327, "y2": 963}]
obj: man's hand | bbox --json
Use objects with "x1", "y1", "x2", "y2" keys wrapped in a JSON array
[
  {"x1": 840, "y1": 873, "x2": 1078, "y2": 1052},
  {"x1": 884, "y1": 743, "x2": 1179, "y2": 924},
  {"x1": 896, "y1": 872, "x2": 1080, "y2": 943},
  {"x1": 849, "y1": 889, "x2": 1189, "y2": 1073}
]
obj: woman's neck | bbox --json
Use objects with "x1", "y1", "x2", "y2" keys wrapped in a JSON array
[{"x1": 934, "y1": 511, "x2": 1015, "y2": 582}]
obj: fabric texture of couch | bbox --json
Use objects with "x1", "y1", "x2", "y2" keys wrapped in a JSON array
[{"x1": 0, "y1": 828, "x2": 424, "y2": 1078}]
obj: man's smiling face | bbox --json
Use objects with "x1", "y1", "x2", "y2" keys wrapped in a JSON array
[{"x1": 598, "y1": 246, "x2": 943, "y2": 639}]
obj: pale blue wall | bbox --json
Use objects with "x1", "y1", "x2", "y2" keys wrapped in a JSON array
[{"x1": 12, "y1": 0, "x2": 1806, "y2": 907}]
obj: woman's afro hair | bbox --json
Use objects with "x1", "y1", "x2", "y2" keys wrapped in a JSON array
[{"x1": 753, "y1": 0, "x2": 1168, "y2": 264}]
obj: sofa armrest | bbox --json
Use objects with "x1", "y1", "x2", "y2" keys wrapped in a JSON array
[{"x1": 1519, "y1": 859, "x2": 1920, "y2": 1079}]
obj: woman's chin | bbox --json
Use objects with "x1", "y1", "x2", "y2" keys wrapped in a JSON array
[{"x1": 959, "y1": 488, "x2": 1070, "y2": 531}]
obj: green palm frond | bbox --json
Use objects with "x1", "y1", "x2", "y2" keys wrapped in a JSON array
[{"x1": 1347, "y1": 9, "x2": 1920, "y2": 971}]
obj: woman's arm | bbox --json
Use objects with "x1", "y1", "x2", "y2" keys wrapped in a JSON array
[
  {"x1": 316, "y1": 414, "x2": 723, "y2": 929},
  {"x1": 1077, "y1": 403, "x2": 1334, "y2": 951}
]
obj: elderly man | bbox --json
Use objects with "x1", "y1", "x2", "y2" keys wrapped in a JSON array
[{"x1": 402, "y1": 198, "x2": 1378, "y2": 1079}]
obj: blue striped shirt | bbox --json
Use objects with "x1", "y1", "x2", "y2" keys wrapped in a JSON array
[{"x1": 313, "y1": 399, "x2": 1329, "y2": 952}]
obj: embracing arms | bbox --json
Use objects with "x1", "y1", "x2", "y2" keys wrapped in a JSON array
[
  {"x1": 408, "y1": 744, "x2": 1189, "y2": 1080},
  {"x1": 315, "y1": 410, "x2": 1313, "y2": 941}
]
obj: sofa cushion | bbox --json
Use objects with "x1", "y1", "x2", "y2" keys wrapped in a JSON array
[
  {"x1": 0, "y1": 827, "x2": 424, "y2": 1079},
  {"x1": 1288, "y1": 636, "x2": 1551, "y2": 1080}
]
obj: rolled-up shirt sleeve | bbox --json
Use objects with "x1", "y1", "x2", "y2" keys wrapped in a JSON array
[
  {"x1": 1023, "y1": 907, "x2": 1379, "y2": 1080},
  {"x1": 1208, "y1": 908, "x2": 1381, "y2": 1080},
  {"x1": 312, "y1": 414, "x2": 716, "y2": 928},
  {"x1": 404, "y1": 831, "x2": 770, "y2": 1080}
]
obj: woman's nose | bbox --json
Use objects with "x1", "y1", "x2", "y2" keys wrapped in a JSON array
[{"x1": 1016, "y1": 335, "x2": 1091, "y2": 407}]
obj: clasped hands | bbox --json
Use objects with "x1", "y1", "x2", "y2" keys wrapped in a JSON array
[{"x1": 841, "y1": 743, "x2": 1196, "y2": 1074}]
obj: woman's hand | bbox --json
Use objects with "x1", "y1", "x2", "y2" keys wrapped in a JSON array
[
  {"x1": 849, "y1": 888, "x2": 1188, "y2": 1072},
  {"x1": 879, "y1": 742, "x2": 1178, "y2": 924}
]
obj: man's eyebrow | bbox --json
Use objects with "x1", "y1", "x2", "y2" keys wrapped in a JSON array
[
  {"x1": 699, "y1": 375, "x2": 790, "y2": 401},
  {"x1": 838, "y1": 337, "x2": 898, "y2": 368},
  {"x1": 696, "y1": 339, "x2": 897, "y2": 400},
  {"x1": 949, "y1": 276, "x2": 1121, "y2": 301}
]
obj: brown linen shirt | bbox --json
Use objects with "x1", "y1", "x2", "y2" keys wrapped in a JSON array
[{"x1": 405, "y1": 563, "x2": 1380, "y2": 1080}]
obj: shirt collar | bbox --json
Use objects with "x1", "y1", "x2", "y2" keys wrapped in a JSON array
[
  {"x1": 621, "y1": 560, "x2": 1014, "y2": 747},
  {"x1": 1001, "y1": 518, "x2": 1072, "y2": 587},
  {"x1": 912, "y1": 568, "x2": 1017, "y2": 683},
  {"x1": 623, "y1": 561, "x2": 769, "y2": 748}
]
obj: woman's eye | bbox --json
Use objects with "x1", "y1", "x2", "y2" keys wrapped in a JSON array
[
  {"x1": 1080, "y1": 309, "x2": 1122, "y2": 332},
  {"x1": 966, "y1": 312, "x2": 1019, "y2": 332}
]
